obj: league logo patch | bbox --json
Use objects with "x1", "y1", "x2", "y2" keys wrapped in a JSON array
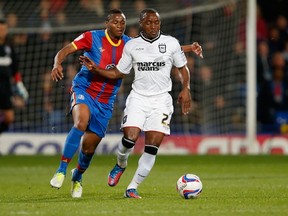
[
  {"x1": 158, "y1": 43, "x2": 166, "y2": 53},
  {"x1": 122, "y1": 115, "x2": 127, "y2": 124},
  {"x1": 78, "y1": 94, "x2": 85, "y2": 100}
]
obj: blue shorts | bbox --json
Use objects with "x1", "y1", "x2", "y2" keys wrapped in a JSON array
[{"x1": 70, "y1": 87, "x2": 113, "y2": 138}]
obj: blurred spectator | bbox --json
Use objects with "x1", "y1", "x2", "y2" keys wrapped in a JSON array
[
  {"x1": 28, "y1": 0, "x2": 52, "y2": 28},
  {"x1": 53, "y1": 11, "x2": 67, "y2": 27},
  {"x1": 268, "y1": 26, "x2": 282, "y2": 55},
  {"x1": 257, "y1": 39, "x2": 272, "y2": 84},
  {"x1": 64, "y1": 64, "x2": 78, "y2": 93},
  {"x1": 126, "y1": 25, "x2": 139, "y2": 38},
  {"x1": 109, "y1": 0, "x2": 121, "y2": 10},
  {"x1": 256, "y1": 4, "x2": 268, "y2": 41},
  {"x1": 228, "y1": 41, "x2": 246, "y2": 132},
  {"x1": 41, "y1": 67, "x2": 72, "y2": 132},
  {"x1": 6, "y1": 13, "x2": 18, "y2": 28},
  {"x1": 49, "y1": 0, "x2": 67, "y2": 14},
  {"x1": 133, "y1": 0, "x2": 147, "y2": 16},
  {"x1": 80, "y1": 0, "x2": 104, "y2": 18},
  {"x1": 257, "y1": 52, "x2": 288, "y2": 127},
  {"x1": 275, "y1": 15, "x2": 288, "y2": 50},
  {"x1": 282, "y1": 39, "x2": 288, "y2": 63}
]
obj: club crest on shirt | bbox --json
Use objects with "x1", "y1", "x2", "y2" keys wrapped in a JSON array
[
  {"x1": 158, "y1": 43, "x2": 166, "y2": 53},
  {"x1": 78, "y1": 94, "x2": 85, "y2": 100}
]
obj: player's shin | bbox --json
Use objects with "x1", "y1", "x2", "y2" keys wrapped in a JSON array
[
  {"x1": 73, "y1": 150, "x2": 94, "y2": 181},
  {"x1": 58, "y1": 127, "x2": 84, "y2": 174},
  {"x1": 127, "y1": 145, "x2": 158, "y2": 189},
  {"x1": 117, "y1": 137, "x2": 135, "y2": 168}
]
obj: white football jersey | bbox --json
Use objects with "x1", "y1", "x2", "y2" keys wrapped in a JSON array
[{"x1": 116, "y1": 32, "x2": 187, "y2": 96}]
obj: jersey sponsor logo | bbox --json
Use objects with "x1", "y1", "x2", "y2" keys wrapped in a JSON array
[
  {"x1": 137, "y1": 61, "x2": 165, "y2": 71},
  {"x1": 106, "y1": 64, "x2": 116, "y2": 69},
  {"x1": 74, "y1": 33, "x2": 84, "y2": 41},
  {"x1": 135, "y1": 47, "x2": 144, "y2": 51},
  {"x1": 158, "y1": 43, "x2": 166, "y2": 53}
]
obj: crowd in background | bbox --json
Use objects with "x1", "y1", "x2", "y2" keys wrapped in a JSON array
[{"x1": 1, "y1": 0, "x2": 288, "y2": 134}]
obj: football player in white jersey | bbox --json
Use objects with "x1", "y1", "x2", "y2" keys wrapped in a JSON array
[{"x1": 80, "y1": 8, "x2": 202, "y2": 198}]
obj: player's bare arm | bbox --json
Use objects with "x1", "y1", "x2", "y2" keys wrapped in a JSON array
[
  {"x1": 177, "y1": 65, "x2": 192, "y2": 115},
  {"x1": 79, "y1": 55, "x2": 125, "y2": 79},
  {"x1": 181, "y1": 42, "x2": 203, "y2": 58},
  {"x1": 51, "y1": 43, "x2": 77, "y2": 82}
]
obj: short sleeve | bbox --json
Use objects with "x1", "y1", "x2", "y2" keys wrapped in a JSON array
[
  {"x1": 172, "y1": 40, "x2": 187, "y2": 68},
  {"x1": 72, "y1": 31, "x2": 92, "y2": 51},
  {"x1": 116, "y1": 43, "x2": 133, "y2": 74}
]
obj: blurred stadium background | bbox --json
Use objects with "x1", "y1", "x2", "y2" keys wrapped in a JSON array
[{"x1": 1, "y1": 0, "x2": 288, "y2": 155}]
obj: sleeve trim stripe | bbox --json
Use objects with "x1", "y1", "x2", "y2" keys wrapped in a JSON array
[{"x1": 71, "y1": 42, "x2": 78, "y2": 50}]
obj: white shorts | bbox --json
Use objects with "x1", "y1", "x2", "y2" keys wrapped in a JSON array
[{"x1": 121, "y1": 90, "x2": 174, "y2": 135}]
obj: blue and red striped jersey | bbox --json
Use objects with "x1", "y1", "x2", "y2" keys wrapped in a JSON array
[{"x1": 72, "y1": 29, "x2": 131, "y2": 105}]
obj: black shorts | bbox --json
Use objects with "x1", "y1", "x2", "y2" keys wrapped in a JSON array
[{"x1": 0, "y1": 83, "x2": 13, "y2": 110}]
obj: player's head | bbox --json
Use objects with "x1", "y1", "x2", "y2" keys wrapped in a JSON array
[
  {"x1": 139, "y1": 8, "x2": 161, "y2": 40},
  {"x1": 0, "y1": 18, "x2": 8, "y2": 42},
  {"x1": 105, "y1": 9, "x2": 126, "y2": 40}
]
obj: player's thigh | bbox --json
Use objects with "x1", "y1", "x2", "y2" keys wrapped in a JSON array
[
  {"x1": 72, "y1": 104, "x2": 90, "y2": 124},
  {"x1": 89, "y1": 105, "x2": 112, "y2": 138},
  {"x1": 143, "y1": 94, "x2": 173, "y2": 135},
  {"x1": 70, "y1": 90, "x2": 91, "y2": 129},
  {"x1": 121, "y1": 94, "x2": 146, "y2": 130}
]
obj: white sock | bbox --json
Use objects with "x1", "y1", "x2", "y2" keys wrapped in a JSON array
[
  {"x1": 127, "y1": 152, "x2": 156, "y2": 189},
  {"x1": 117, "y1": 141, "x2": 134, "y2": 168}
]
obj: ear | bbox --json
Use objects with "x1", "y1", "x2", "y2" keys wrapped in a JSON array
[{"x1": 139, "y1": 21, "x2": 142, "y2": 28}]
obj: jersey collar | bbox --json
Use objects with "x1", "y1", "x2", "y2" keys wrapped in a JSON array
[
  {"x1": 105, "y1": 29, "x2": 122, "y2": 47},
  {"x1": 140, "y1": 31, "x2": 161, "y2": 43}
]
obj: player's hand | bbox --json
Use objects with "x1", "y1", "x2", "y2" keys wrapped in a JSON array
[
  {"x1": 177, "y1": 88, "x2": 192, "y2": 115},
  {"x1": 51, "y1": 64, "x2": 64, "y2": 82},
  {"x1": 79, "y1": 55, "x2": 97, "y2": 72},
  {"x1": 191, "y1": 42, "x2": 203, "y2": 58}
]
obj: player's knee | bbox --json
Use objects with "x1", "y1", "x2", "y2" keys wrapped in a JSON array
[
  {"x1": 144, "y1": 145, "x2": 159, "y2": 155},
  {"x1": 73, "y1": 121, "x2": 88, "y2": 132},
  {"x1": 122, "y1": 137, "x2": 136, "y2": 149}
]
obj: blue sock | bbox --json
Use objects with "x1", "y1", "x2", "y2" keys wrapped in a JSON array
[
  {"x1": 57, "y1": 127, "x2": 84, "y2": 174},
  {"x1": 72, "y1": 151, "x2": 94, "y2": 182}
]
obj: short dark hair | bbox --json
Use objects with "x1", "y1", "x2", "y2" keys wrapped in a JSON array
[
  {"x1": 139, "y1": 8, "x2": 159, "y2": 21},
  {"x1": 106, "y1": 9, "x2": 125, "y2": 21}
]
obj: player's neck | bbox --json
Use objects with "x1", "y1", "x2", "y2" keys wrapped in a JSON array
[
  {"x1": 105, "y1": 29, "x2": 121, "y2": 47},
  {"x1": 140, "y1": 31, "x2": 160, "y2": 42}
]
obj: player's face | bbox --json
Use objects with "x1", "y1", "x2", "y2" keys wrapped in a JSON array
[
  {"x1": 140, "y1": 12, "x2": 161, "y2": 39},
  {"x1": 106, "y1": 13, "x2": 126, "y2": 40}
]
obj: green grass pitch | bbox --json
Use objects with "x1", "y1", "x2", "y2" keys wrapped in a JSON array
[{"x1": 0, "y1": 154, "x2": 287, "y2": 216}]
